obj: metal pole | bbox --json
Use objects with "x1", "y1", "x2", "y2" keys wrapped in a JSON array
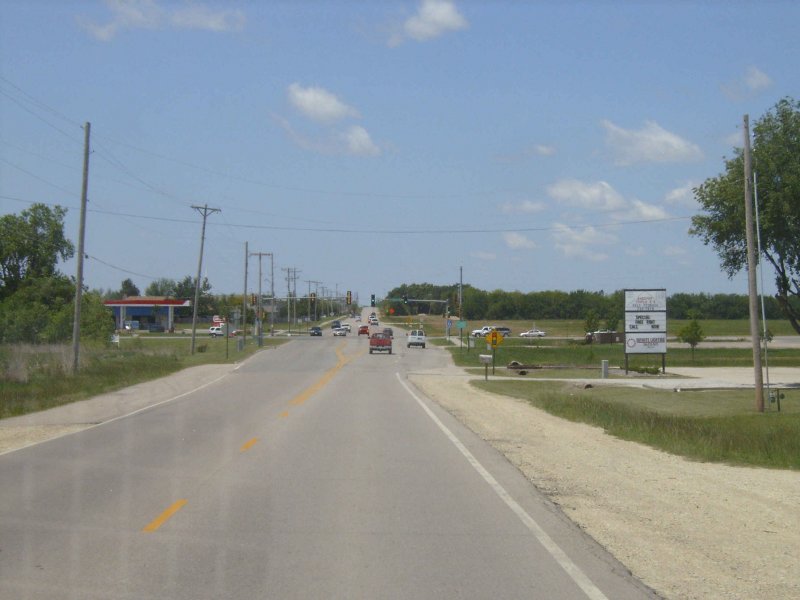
[
  {"x1": 743, "y1": 115, "x2": 764, "y2": 412},
  {"x1": 754, "y1": 172, "x2": 772, "y2": 407},
  {"x1": 257, "y1": 253, "x2": 263, "y2": 337},
  {"x1": 242, "y1": 241, "x2": 248, "y2": 346},
  {"x1": 270, "y1": 253, "x2": 275, "y2": 336},
  {"x1": 71, "y1": 122, "x2": 90, "y2": 374}
]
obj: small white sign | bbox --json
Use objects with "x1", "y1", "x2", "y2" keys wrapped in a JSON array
[
  {"x1": 625, "y1": 289, "x2": 666, "y2": 312},
  {"x1": 625, "y1": 333, "x2": 667, "y2": 354},
  {"x1": 625, "y1": 312, "x2": 667, "y2": 332}
]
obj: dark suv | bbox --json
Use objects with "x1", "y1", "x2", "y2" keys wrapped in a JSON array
[{"x1": 310, "y1": 326, "x2": 322, "y2": 336}]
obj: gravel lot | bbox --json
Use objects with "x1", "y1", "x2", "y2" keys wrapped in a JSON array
[{"x1": 410, "y1": 368, "x2": 800, "y2": 600}]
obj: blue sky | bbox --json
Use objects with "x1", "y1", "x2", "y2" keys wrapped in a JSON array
[{"x1": 2, "y1": 0, "x2": 798, "y2": 304}]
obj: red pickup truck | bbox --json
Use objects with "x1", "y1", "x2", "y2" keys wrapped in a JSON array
[{"x1": 369, "y1": 332, "x2": 392, "y2": 354}]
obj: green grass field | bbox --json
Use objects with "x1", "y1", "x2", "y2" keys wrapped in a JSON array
[{"x1": 473, "y1": 380, "x2": 800, "y2": 469}]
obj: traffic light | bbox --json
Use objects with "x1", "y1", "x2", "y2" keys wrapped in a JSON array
[
  {"x1": 346, "y1": 290, "x2": 352, "y2": 305},
  {"x1": 370, "y1": 294, "x2": 376, "y2": 307},
  {"x1": 403, "y1": 294, "x2": 408, "y2": 304},
  {"x1": 310, "y1": 292, "x2": 316, "y2": 305},
  {"x1": 250, "y1": 293, "x2": 256, "y2": 306}
]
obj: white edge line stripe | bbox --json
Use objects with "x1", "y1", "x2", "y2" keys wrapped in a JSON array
[
  {"x1": 396, "y1": 372, "x2": 609, "y2": 600},
  {"x1": 0, "y1": 372, "x2": 231, "y2": 457}
]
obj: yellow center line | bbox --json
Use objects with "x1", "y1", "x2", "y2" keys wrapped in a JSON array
[
  {"x1": 288, "y1": 342, "x2": 365, "y2": 407},
  {"x1": 142, "y1": 499, "x2": 187, "y2": 533},
  {"x1": 240, "y1": 437, "x2": 259, "y2": 452}
]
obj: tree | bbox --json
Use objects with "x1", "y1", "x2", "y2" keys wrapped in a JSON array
[
  {"x1": 678, "y1": 311, "x2": 705, "y2": 360},
  {"x1": 0, "y1": 204, "x2": 74, "y2": 300},
  {"x1": 691, "y1": 97, "x2": 800, "y2": 333},
  {"x1": 119, "y1": 278, "x2": 139, "y2": 297},
  {"x1": 584, "y1": 309, "x2": 600, "y2": 334},
  {"x1": 145, "y1": 278, "x2": 177, "y2": 297}
]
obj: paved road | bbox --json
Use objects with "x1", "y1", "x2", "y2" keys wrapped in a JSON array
[{"x1": 0, "y1": 330, "x2": 656, "y2": 599}]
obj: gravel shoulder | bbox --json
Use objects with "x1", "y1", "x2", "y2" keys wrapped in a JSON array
[{"x1": 409, "y1": 371, "x2": 800, "y2": 600}]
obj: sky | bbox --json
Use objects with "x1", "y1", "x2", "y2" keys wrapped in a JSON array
[{"x1": 1, "y1": 0, "x2": 798, "y2": 305}]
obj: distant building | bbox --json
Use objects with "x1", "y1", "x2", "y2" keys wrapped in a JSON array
[{"x1": 103, "y1": 297, "x2": 191, "y2": 331}]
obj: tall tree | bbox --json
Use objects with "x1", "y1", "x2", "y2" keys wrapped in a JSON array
[
  {"x1": 0, "y1": 204, "x2": 74, "y2": 300},
  {"x1": 119, "y1": 278, "x2": 140, "y2": 297},
  {"x1": 691, "y1": 97, "x2": 800, "y2": 333}
]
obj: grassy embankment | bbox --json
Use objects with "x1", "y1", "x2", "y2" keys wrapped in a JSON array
[
  {"x1": 0, "y1": 335, "x2": 284, "y2": 419},
  {"x1": 444, "y1": 338, "x2": 800, "y2": 469}
]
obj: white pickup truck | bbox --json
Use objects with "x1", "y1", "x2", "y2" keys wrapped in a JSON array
[
  {"x1": 407, "y1": 329, "x2": 426, "y2": 349},
  {"x1": 470, "y1": 326, "x2": 495, "y2": 337}
]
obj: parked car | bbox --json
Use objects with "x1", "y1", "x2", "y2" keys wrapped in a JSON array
[
  {"x1": 309, "y1": 326, "x2": 322, "y2": 336},
  {"x1": 407, "y1": 330, "x2": 426, "y2": 348},
  {"x1": 520, "y1": 329, "x2": 546, "y2": 337},
  {"x1": 358, "y1": 325, "x2": 370, "y2": 336}
]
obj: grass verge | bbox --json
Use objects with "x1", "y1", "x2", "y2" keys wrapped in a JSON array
[
  {"x1": 473, "y1": 380, "x2": 800, "y2": 470},
  {"x1": 0, "y1": 336, "x2": 285, "y2": 419}
]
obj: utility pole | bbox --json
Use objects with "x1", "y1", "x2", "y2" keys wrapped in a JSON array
[
  {"x1": 250, "y1": 252, "x2": 272, "y2": 338},
  {"x1": 71, "y1": 122, "x2": 91, "y2": 375},
  {"x1": 269, "y1": 253, "x2": 275, "y2": 336},
  {"x1": 190, "y1": 204, "x2": 221, "y2": 354},
  {"x1": 242, "y1": 242, "x2": 248, "y2": 346},
  {"x1": 743, "y1": 115, "x2": 764, "y2": 413},
  {"x1": 308, "y1": 280, "x2": 322, "y2": 321}
]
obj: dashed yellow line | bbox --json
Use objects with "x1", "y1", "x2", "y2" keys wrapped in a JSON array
[
  {"x1": 288, "y1": 343, "x2": 363, "y2": 407},
  {"x1": 143, "y1": 499, "x2": 187, "y2": 533},
  {"x1": 240, "y1": 437, "x2": 259, "y2": 452}
]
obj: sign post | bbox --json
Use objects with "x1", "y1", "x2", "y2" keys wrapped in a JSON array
[
  {"x1": 485, "y1": 330, "x2": 504, "y2": 374},
  {"x1": 624, "y1": 289, "x2": 667, "y2": 373}
]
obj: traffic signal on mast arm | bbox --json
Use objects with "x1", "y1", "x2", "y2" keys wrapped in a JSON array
[
  {"x1": 346, "y1": 290, "x2": 352, "y2": 305},
  {"x1": 403, "y1": 294, "x2": 408, "y2": 304},
  {"x1": 310, "y1": 292, "x2": 316, "y2": 306},
  {"x1": 370, "y1": 294, "x2": 376, "y2": 307}
]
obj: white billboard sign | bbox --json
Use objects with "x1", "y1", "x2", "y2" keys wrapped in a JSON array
[
  {"x1": 625, "y1": 333, "x2": 667, "y2": 354},
  {"x1": 625, "y1": 290, "x2": 667, "y2": 312},
  {"x1": 625, "y1": 312, "x2": 667, "y2": 332}
]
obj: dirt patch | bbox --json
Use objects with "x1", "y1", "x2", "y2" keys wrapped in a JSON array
[
  {"x1": 410, "y1": 374, "x2": 800, "y2": 600},
  {"x1": 0, "y1": 424, "x2": 90, "y2": 454}
]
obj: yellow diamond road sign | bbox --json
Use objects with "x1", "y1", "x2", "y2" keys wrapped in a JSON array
[{"x1": 487, "y1": 330, "x2": 503, "y2": 348}]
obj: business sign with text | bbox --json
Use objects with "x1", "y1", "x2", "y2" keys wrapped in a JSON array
[{"x1": 624, "y1": 289, "x2": 667, "y2": 358}]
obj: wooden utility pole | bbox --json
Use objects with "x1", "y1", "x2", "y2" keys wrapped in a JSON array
[
  {"x1": 71, "y1": 122, "x2": 91, "y2": 375},
  {"x1": 190, "y1": 204, "x2": 221, "y2": 354},
  {"x1": 743, "y1": 115, "x2": 764, "y2": 412}
]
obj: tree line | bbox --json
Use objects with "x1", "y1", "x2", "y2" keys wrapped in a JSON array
[{"x1": 386, "y1": 283, "x2": 785, "y2": 323}]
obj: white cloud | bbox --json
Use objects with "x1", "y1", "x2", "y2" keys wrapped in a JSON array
[
  {"x1": 601, "y1": 119, "x2": 703, "y2": 166},
  {"x1": 503, "y1": 232, "x2": 536, "y2": 250},
  {"x1": 534, "y1": 144, "x2": 556, "y2": 156},
  {"x1": 547, "y1": 179, "x2": 626, "y2": 211},
  {"x1": 390, "y1": 0, "x2": 467, "y2": 46},
  {"x1": 471, "y1": 251, "x2": 496, "y2": 261},
  {"x1": 171, "y1": 5, "x2": 246, "y2": 32},
  {"x1": 551, "y1": 223, "x2": 616, "y2": 261},
  {"x1": 721, "y1": 66, "x2": 773, "y2": 101},
  {"x1": 342, "y1": 126, "x2": 381, "y2": 156},
  {"x1": 664, "y1": 182, "x2": 697, "y2": 207},
  {"x1": 80, "y1": 0, "x2": 244, "y2": 41},
  {"x1": 744, "y1": 66, "x2": 772, "y2": 91},
  {"x1": 500, "y1": 200, "x2": 546, "y2": 214},
  {"x1": 625, "y1": 199, "x2": 669, "y2": 221},
  {"x1": 288, "y1": 83, "x2": 360, "y2": 123}
]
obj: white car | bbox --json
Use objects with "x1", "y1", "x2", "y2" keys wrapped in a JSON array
[
  {"x1": 332, "y1": 327, "x2": 348, "y2": 336},
  {"x1": 209, "y1": 325, "x2": 224, "y2": 337},
  {"x1": 520, "y1": 329, "x2": 546, "y2": 337},
  {"x1": 341, "y1": 323, "x2": 352, "y2": 332}
]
